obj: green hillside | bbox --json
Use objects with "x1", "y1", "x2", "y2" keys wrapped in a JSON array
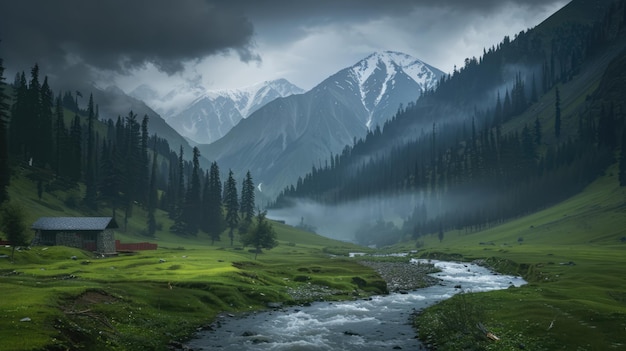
[{"x1": 405, "y1": 164, "x2": 626, "y2": 350}]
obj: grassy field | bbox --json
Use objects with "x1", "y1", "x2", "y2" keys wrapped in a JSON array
[
  {"x1": 0, "y1": 168, "x2": 384, "y2": 350},
  {"x1": 3, "y1": 162, "x2": 626, "y2": 350},
  {"x1": 399, "y1": 164, "x2": 626, "y2": 350}
]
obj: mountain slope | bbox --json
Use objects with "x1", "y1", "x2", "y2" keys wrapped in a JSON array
[
  {"x1": 199, "y1": 51, "x2": 443, "y2": 197},
  {"x1": 164, "y1": 79, "x2": 304, "y2": 144},
  {"x1": 269, "y1": 0, "x2": 624, "y2": 243}
]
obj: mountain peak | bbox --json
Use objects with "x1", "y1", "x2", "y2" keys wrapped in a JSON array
[
  {"x1": 351, "y1": 51, "x2": 443, "y2": 90},
  {"x1": 167, "y1": 78, "x2": 304, "y2": 144},
  {"x1": 345, "y1": 51, "x2": 444, "y2": 127}
]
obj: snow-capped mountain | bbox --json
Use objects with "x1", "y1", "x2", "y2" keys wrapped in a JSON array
[
  {"x1": 199, "y1": 51, "x2": 444, "y2": 198},
  {"x1": 350, "y1": 51, "x2": 442, "y2": 128},
  {"x1": 165, "y1": 79, "x2": 304, "y2": 144}
]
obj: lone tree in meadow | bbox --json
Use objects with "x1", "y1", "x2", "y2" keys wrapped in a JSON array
[
  {"x1": 1, "y1": 202, "x2": 28, "y2": 262},
  {"x1": 241, "y1": 210, "x2": 277, "y2": 259}
]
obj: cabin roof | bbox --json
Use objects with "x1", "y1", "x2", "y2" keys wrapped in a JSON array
[{"x1": 32, "y1": 217, "x2": 118, "y2": 231}]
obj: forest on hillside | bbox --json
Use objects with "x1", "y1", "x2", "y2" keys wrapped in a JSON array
[
  {"x1": 272, "y1": 0, "x2": 626, "y2": 247},
  {"x1": 0, "y1": 60, "x2": 257, "y2": 242}
]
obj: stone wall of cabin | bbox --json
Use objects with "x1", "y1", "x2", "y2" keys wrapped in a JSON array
[
  {"x1": 56, "y1": 231, "x2": 83, "y2": 249},
  {"x1": 98, "y1": 229, "x2": 116, "y2": 254}
]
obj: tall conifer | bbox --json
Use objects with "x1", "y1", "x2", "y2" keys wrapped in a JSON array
[
  {"x1": 205, "y1": 161, "x2": 223, "y2": 243},
  {"x1": 554, "y1": 86, "x2": 561, "y2": 139},
  {"x1": 84, "y1": 94, "x2": 97, "y2": 209},
  {"x1": 619, "y1": 126, "x2": 626, "y2": 186},
  {"x1": 0, "y1": 57, "x2": 10, "y2": 204},
  {"x1": 240, "y1": 171, "x2": 255, "y2": 232},
  {"x1": 224, "y1": 169, "x2": 239, "y2": 246}
]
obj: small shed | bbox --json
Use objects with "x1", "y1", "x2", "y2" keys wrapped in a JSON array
[{"x1": 31, "y1": 217, "x2": 118, "y2": 254}]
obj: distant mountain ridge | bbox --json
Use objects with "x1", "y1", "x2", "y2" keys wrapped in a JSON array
[
  {"x1": 199, "y1": 51, "x2": 444, "y2": 197},
  {"x1": 153, "y1": 79, "x2": 304, "y2": 144}
]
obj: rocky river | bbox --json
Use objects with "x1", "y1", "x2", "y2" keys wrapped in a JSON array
[{"x1": 184, "y1": 259, "x2": 526, "y2": 350}]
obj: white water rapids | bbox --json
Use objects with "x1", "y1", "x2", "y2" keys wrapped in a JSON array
[{"x1": 186, "y1": 260, "x2": 526, "y2": 350}]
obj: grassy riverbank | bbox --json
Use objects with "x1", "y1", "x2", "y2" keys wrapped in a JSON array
[
  {"x1": 0, "y1": 222, "x2": 386, "y2": 350},
  {"x1": 0, "y1": 167, "x2": 390, "y2": 350},
  {"x1": 401, "y1": 166, "x2": 626, "y2": 350}
]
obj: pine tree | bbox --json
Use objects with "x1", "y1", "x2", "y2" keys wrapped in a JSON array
[
  {"x1": 0, "y1": 202, "x2": 28, "y2": 262},
  {"x1": 25, "y1": 65, "x2": 41, "y2": 164},
  {"x1": 181, "y1": 147, "x2": 201, "y2": 235},
  {"x1": 241, "y1": 210, "x2": 277, "y2": 259},
  {"x1": 84, "y1": 94, "x2": 97, "y2": 209},
  {"x1": 0, "y1": 56, "x2": 10, "y2": 205},
  {"x1": 140, "y1": 115, "x2": 150, "y2": 204},
  {"x1": 147, "y1": 149, "x2": 158, "y2": 236},
  {"x1": 619, "y1": 126, "x2": 626, "y2": 186},
  {"x1": 531, "y1": 73, "x2": 538, "y2": 103},
  {"x1": 69, "y1": 114, "x2": 82, "y2": 184},
  {"x1": 240, "y1": 170, "x2": 255, "y2": 233},
  {"x1": 493, "y1": 91, "x2": 502, "y2": 127},
  {"x1": 9, "y1": 72, "x2": 28, "y2": 160},
  {"x1": 205, "y1": 161, "x2": 223, "y2": 243},
  {"x1": 53, "y1": 97, "x2": 66, "y2": 177},
  {"x1": 171, "y1": 146, "x2": 186, "y2": 233},
  {"x1": 122, "y1": 111, "x2": 141, "y2": 227},
  {"x1": 554, "y1": 86, "x2": 561, "y2": 139},
  {"x1": 37, "y1": 77, "x2": 53, "y2": 167},
  {"x1": 534, "y1": 117, "x2": 542, "y2": 145},
  {"x1": 99, "y1": 140, "x2": 120, "y2": 217},
  {"x1": 503, "y1": 89, "x2": 512, "y2": 122},
  {"x1": 224, "y1": 169, "x2": 239, "y2": 246}
]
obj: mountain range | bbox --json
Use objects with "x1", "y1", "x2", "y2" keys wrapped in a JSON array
[
  {"x1": 164, "y1": 79, "x2": 304, "y2": 145},
  {"x1": 197, "y1": 51, "x2": 444, "y2": 197}
]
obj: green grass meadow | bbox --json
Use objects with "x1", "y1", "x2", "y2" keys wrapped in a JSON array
[
  {"x1": 2, "y1": 164, "x2": 626, "y2": 350},
  {"x1": 0, "y1": 168, "x2": 383, "y2": 350}
]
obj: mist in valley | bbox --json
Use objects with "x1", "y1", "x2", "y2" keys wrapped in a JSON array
[{"x1": 268, "y1": 185, "x2": 502, "y2": 246}]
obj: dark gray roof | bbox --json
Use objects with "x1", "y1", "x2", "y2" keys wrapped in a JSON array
[{"x1": 32, "y1": 217, "x2": 118, "y2": 231}]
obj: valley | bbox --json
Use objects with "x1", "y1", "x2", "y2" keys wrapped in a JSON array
[{"x1": 1, "y1": 0, "x2": 625, "y2": 350}]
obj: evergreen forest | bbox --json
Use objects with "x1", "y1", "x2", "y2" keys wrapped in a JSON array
[{"x1": 0, "y1": 61, "x2": 256, "y2": 241}]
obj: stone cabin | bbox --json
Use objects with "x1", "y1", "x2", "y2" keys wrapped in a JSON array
[{"x1": 31, "y1": 217, "x2": 118, "y2": 254}]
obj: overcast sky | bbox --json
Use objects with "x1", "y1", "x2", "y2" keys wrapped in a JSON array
[{"x1": 1, "y1": 0, "x2": 568, "y2": 95}]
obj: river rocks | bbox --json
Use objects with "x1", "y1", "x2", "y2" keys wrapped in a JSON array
[
  {"x1": 358, "y1": 261, "x2": 440, "y2": 292},
  {"x1": 285, "y1": 283, "x2": 343, "y2": 301},
  {"x1": 266, "y1": 302, "x2": 282, "y2": 309}
]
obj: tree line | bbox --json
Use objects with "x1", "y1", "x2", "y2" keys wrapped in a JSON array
[{"x1": 0, "y1": 59, "x2": 262, "y2": 245}]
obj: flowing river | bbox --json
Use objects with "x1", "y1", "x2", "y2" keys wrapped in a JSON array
[{"x1": 187, "y1": 260, "x2": 527, "y2": 350}]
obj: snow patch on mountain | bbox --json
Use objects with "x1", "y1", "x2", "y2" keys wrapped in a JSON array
[{"x1": 349, "y1": 51, "x2": 443, "y2": 128}]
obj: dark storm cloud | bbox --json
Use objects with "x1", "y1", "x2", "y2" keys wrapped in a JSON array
[
  {"x1": 221, "y1": 0, "x2": 567, "y2": 55},
  {"x1": 225, "y1": 0, "x2": 565, "y2": 20},
  {"x1": 0, "y1": 0, "x2": 257, "y2": 76}
]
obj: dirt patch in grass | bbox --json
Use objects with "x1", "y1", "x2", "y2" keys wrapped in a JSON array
[
  {"x1": 65, "y1": 290, "x2": 119, "y2": 311},
  {"x1": 53, "y1": 290, "x2": 122, "y2": 350}
]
